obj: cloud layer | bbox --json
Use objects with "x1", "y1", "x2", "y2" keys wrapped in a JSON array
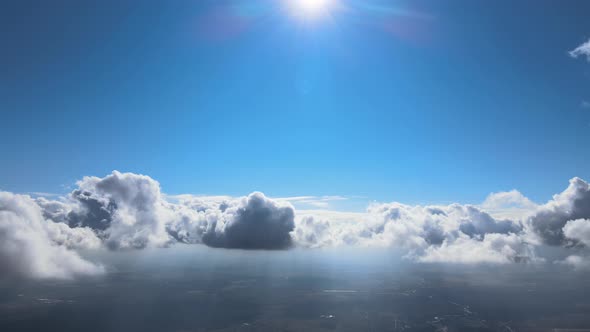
[
  {"x1": 2, "y1": 171, "x2": 590, "y2": 279},
  {"x1": 293, "y1": 201, "x2": 530, "y2": 264}
]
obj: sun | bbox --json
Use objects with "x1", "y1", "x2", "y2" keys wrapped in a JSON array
[
  {"x1": 287, "y1": 0, "x2": 336, "y2": 20},
  {"x1": 299, "y1": 0, "x2": 330, "y2": 13}
]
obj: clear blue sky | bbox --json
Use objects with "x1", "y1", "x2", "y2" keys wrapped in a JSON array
[{"x1": 1, "y1": 0, "x2": 589, "y2": 204}]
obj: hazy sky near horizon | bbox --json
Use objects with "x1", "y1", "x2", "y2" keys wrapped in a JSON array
[{"x1": 1, "y1": 0, "x2": 590, "y2": 205}]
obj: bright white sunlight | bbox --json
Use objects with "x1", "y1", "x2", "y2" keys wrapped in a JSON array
[{"x1": 286, "y1": 0, "x2": 336, "y2": 20}]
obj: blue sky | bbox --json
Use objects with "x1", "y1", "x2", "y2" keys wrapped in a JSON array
[{"x1": 1, "y1": 0, "x2": 589, "y2": 205}]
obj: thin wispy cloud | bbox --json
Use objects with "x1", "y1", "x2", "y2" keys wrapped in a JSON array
[
  {"x1": 570, "y1": 38, "x2": 590, "y2": 61},
  {"x1": 26, "y1": 192, "x2": 62, "y2": 198},
  {"x1": 276, "y1": 195, "x2": 350, "y2": 209}
]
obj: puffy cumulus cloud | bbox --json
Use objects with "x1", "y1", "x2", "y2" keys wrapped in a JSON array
[
  {"x1": 292, "y1": 215, "x2": 365, "y2": 248},
  {"x1": 165, "y1": 192, "x2": 297, "y2": 249},
  {"x1": 307, "y1": 177, "x2": 589, "y2": 265},
  {"x1": 453, "y1": 205, "x2": 522, "y2": 238},
  {"x1": 28, "y1": 172, "x2": 298, "y2": 252},
  {"x1": 293, "y1": 201, "x2": 529, "y2": 264},
  {"x1": 50, "y1": 171, "x2": 173, "y2": 249},
  {"x1": 293, "y1": 178, "x2": 590, "y2": 265},
  {"x1": 367, "y1": 203, "x2": 522, "y2": 247},
  {"x1": 163, "y1": 199, "x2": 218, "y2": 245},
  {"x1": 293, "y1": 216, "x2": 332, "y2": 248},
  {"x1": 480, "y1": 190, "x2": 538, "y2": 220},
  {"x1": 200, "y1": 192, "x2": 295, "y2": 249},
  {"x1": 44, "y1": 220, "x2": 102, "y2": 250},
  {"x1": 36, "y1": 197, "x2": 72, "y2": 224},
  {"x1": 527, "y1": 177, "x2": 590, "y2": 246},
  {"x1": 170, "y1": 194, "x2": 232, "y2": 212},
  {"x1": 53, "y1": 173, "x2": 590, "y2": 265},
  {"x1": 563, "y1": 219, "x2": 590, "y2": 247},
  {"x1": 0, "y1": 192, "x2": 104, "y2": 279},
  {"x1": 570, "y1": 38, "x2": 590, "y2": 61},
  {"x1": 420, "y1": 233, "x2": 537, "y2": 264}
]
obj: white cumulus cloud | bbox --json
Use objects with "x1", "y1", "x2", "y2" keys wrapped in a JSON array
[
  {"x1": 563, "y1": 218, "x2": 590, "y2": 246},
  {"x1": 0, "y1": 192, "x2": 104, "y2": 279}
]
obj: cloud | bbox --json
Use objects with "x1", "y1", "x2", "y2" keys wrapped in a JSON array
[
  {"x1": 480, "y1": 189, "x2": 538, "y2": 220},
  {"x1": 0, "y1": 192, "x2": 104, "y2": 279},
  {"x1": 201, "y1": 192, "x2": 295, "y2": 249},
  {"x1": 138, "y1": 190, "x2": 297, "y2": 250},
  {"x1": 49, "y1": 171, "x2": 173, "y2": 249},
  {"x1": 563, "y1": 219, "x2": 590, "y2": 246},
  {"x1": 25, "y1": 170, "x2": 535, "y2": 261},
  {"x1": 527, "y1": 177, "x2": 590, "y2": 246},
  {"x1": 67, "y1": 189, "x2": 116, "y2": 231},
  {"x1": 277, "y1": 195, "x2": 348, "y2": 209},
  {"x1": 292, "y1": 215, "x2": 365, "y2": 248},
  {"x1": 293, "y1": 200, "x2": 528, "y2": 264},
  {"x1": 29, "y1": 172, "x2": 298, "y2": 251},
  {"x1": 288, "y1": 177, "x2": 590, "y2": 265},
  {"x1": 419, "y1": 233, "x2": 537, "y2": 264},
  {"x1": 44, "y1": 220, "x2": 102, "y2": 250},
  {"x1": 291, "y1": 188, "x2": 588, "y2": 265},
  {"x1": 570, "y1": 38, "x2": 590, "y2": 61},
  {"x1": 455, "y1": 205, "x2": 523, "y2": 237},
  {"x1": 558, "y1": 255, "x2": 590, "y2": 270}
]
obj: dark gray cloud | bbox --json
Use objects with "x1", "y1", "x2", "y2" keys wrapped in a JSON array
[
  {"x1": 202, "y1": 192, "x2": 295, "y2": 249},
  {"x1": 457, "y1": 205, "x2": 522, "y2": 238},
  {"x1": 67, "y1": 190, "x2": 116, "y2": 231}
]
